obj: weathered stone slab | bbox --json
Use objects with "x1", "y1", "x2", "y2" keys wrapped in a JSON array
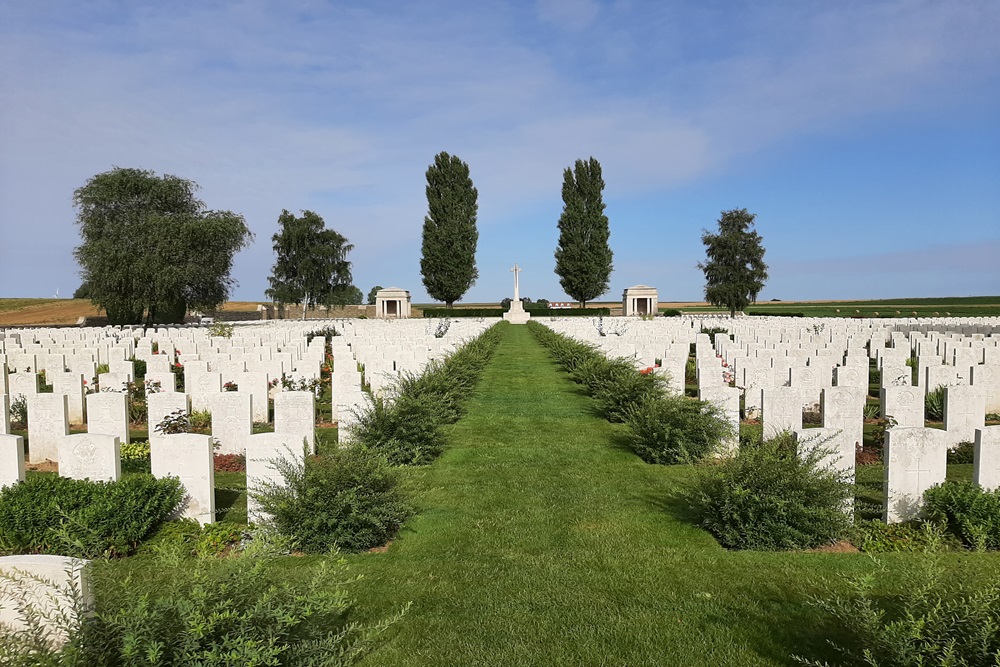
[
  {"x1": 0, "y1": 434, "x2": 25, "y2": 489},
  {"x1": 245, "y1": 432, "x2": 305, "y2": 524},
  {"x1": 762, "y1": 386, "x2": 802, "y2": 439},
  {"x1": 151, "y1": 433, "x2": 215, "y2": 525},
  {"x1": 27, "y1": 394, "x2": 68, "y2": 463},
  {"x1": 57, "y1": 433, "x2": 120, "y2": 482},
  {"x1": 884, "y1": 427, "x2": 948, "y2": 523},
  {"x1": 86, "y1": 392, "x2": 129, "y2": 444},
  {"x1": 274, "y1": 391, "x2": 316, "y2": 454},
  {"x1": 974, "y1": 426, "x2": 1000, "y2": 491},
  {"x1": 0, "y1": 555, "x2": 92, "y2": 648}
]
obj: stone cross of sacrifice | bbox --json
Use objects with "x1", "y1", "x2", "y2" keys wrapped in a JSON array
[{"x1": 511, "y1": 264, "x2": 521, "y2": 302}]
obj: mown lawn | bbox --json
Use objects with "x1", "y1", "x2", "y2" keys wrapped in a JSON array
[{"x1": 335, "y1": 325, "x2": 999, "y2": 666}]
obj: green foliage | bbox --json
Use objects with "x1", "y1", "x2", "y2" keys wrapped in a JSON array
[
  {"x1": 189, "y1": 409, "x2": 212, "y2": 431},
  {"x1": 797, "y1": 552, "x2": 1000, "y2": 667},
  {"x1": 660, "y1": 308, "x2": 682, "y2": 317},
  {"x1": 420, "y1": 151, "x2": 479, "y2": 307},
  {"x1": 624, "y1": 394, "x2": 733, "y2": 464},
  {"x1": 367, "y1": 285, "x2": 383, "y2": 305},
  {"x1": 208, "y1": 321, "x2": 234, "y2": 338},
  {"x1": 850, "y1": 519, "x2": 956, "y2": 553},
  {"x1": 925, "y1": 385, "x2": 946, "y2": 421},
  {"x1": 572, "y1": 356, "x2": 665, "y2": 423},
  {"x1": 923, "y1": 481, "x2": 1000, "y2": 550},
  {"x1": 352, "y1": 394, "x2": 443, "y2": 465},
  {"x1": 72, "y1": 281, "x2": 91, "y2": 299},
  {"x1": 947, "y1": 441, "x2": 975, "y2": 464},
  {"x1": 0, "y1": 474, "x2": 183, "y2": 558},
  {"x1": 252, "y1": 446, "x2": 411, "y2": 553},
  {"x1": 697, "y1": 208, "x2": 768, "y2": 317},
  {"x1": 266, "y1": 209, "x2": 356, "y2": 310},
  {"x1": 689, "y1": 433, "x2": 853, "y2": 550},
  {"x1": 0, "y1": 550, "x2": 403, "y2": 666},
  {"x1": 9, "y1": 394, "x2": 27, "y2": 427},
  {"x1": 72, "y1": 167, "x2": 252, "y2": 325},
  {"x1": 420, "y1": 307, "x2": 612, "y2": 318},
  {"x1": 554, "y1": 157, "x2": 613, "y2": 307},
  {"x1": 120, "y1": 440, "x2": 151, "y2": 474},
  {"x1": 141, "y1": 519, "x2": 247, "y2": 558},
  {"x1": 699, "y1": 326, "x2": 729, "y2": 345},
  {"x1": 351, "y1": 324, "x2": 504, "y2": 466}
]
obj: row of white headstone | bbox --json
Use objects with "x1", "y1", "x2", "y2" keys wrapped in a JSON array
[{"x1": 541, "y1": 315, "x2": 1000, "y2": 523}]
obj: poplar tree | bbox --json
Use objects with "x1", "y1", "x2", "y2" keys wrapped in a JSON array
[
  {"x1": 420, "y1": 152, "x2": 479, "y2": 308},
  {"x1": 554, "y1": 157, "x2": 613, "y2": 308},
  {"x1": 697, "y1": 208, "x2": 769, "y2": 317}
]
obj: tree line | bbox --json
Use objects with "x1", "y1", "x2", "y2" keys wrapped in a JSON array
[{"x1": 72, "y1": 160, "x2": 767, "y2": 324}]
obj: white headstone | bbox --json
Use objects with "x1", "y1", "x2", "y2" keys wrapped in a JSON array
[
  {"x1": 880, "y1": 386, "x2": 923, "y2": 427},
  {"x1": 974, "y1": 426, "x2": 1000, "y2": 491},
  {"x1": 698, "y1": 385, "x2": 739, "y2": 456},
  {"x1": 245, "y1": 432, "x2": 305, "y2": 524},
  {"x1": 86, "y1": 392, "x2": 129, "y2": 444},
  {"x1": 0, "y1": 555, "x2": 92, "y2": 648},
  {"x1": 211, "y1": 392, "x2": 252, "y2": 455},
  {"x1": 884, "y1": 427, "x2": 948, "y2": 523},
  {"x1": 57, "y1": 433, "x2": 121, "y2": 482},
  {"x1": 0, "y1": 434, "x2": 25, "y2": 489},
  {"x1": 274, "y1": 391, "x2": 316, "y2": 454},
  {"x1": 26, "y1": 393, "x2": 69, "y2": 463},
  {"x1": 151, "y1": 433, "x2": 215, "y2": 525},
  {"x1": 942, "y1": 385, "x2": 986, "y2": 447},
  {"x1": 762, "y1": 386, "x2": 802, "y2": 439}
]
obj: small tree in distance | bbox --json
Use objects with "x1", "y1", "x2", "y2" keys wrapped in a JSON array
[
  {"x1": 367, "y1": 285, "x2": 383, "y2": 305},
  {"x1": 554, "y1": 157, "x2": 613, "y2": 308},
  {"x1": 266, "y1": 209, "x2": 355, "y2": 319},
  {"x1": 697, "y1": 208, "x2": 768, "y2": 317},
  {"x1": 420, "y1": 152, "x2": 479, "y2": 308}
]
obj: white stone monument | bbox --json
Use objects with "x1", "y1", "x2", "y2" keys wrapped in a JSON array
[
  {"x1": 0, "y1": 434, "x2": 25, "y2": 489},
  {"x1": 374, "y1": 288, "x2": 412, "y2": 319},
  {"x1": 274, "y1": 390, "x2": 316, "y2": 454},
  {"x1": 502, "y1": 264, "x2": 530, "y2": 325},
  {"x1": 86, "y1": 392, "x2": 129, "y2": 444},
  {"x1": 246, "y1": 432, "x2": 305, "y2": 524},
  {"x1": 974, "y1": 426, "x2": 1000, "y2": 491},
  {"x1": 622, "y1": 285, "x2": 658, "y2": 317},
  {"x1": 26, "y1": 394, "x2": 69, "y2": 463}
]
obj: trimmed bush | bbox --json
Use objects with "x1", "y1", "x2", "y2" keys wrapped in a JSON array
[
  {"x1": 925, "y1": 385, "x2": 945, "y2": 421},
  {"x1": 624, "y1": 394, "x2": 733, "y2": 464},
  {"x1": 923, "y1": 481, "x2": 1000, "y2": 550},
  {"x1": 251, "y1": 446, "x2": 411, "y2": 553},
  {"x1": 689, "y1": 433, "x2": 853, "y2": 550},
  {"x1": 0, "y1": 474, "x2": 183, "y2": 558}
]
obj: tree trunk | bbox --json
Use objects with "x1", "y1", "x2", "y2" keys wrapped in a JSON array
[{"x1": 446, "y1": 300, "x2": 454, "y2": 308}]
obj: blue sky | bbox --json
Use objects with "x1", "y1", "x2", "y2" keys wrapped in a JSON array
[{"x1": 1, "y1": 0, "x2": 998, "y2": 304}]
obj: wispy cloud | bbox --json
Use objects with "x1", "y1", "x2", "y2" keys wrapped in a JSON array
[{"x1": 1, "y1": 1, "x2": 997, "y2": 301}]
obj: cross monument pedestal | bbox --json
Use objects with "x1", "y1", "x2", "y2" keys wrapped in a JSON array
[{"x1": 503, "y1": 264, "x2": 531, "y2": 325}]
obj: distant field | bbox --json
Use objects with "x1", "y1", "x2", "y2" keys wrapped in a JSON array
[
  {"x1": 0, "y1": 299, "x2": 266, "y2": 326},
  {"x1": 2, "y1": 296, "x2": 998, "y2": 326},
  {"x1": 672, "y1": 296, "x2": 1000, "y2": 318}
]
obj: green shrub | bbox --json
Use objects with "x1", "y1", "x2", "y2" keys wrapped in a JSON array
[
  {"x1": 351, "y1": 393, "x2": 443, "y2": 465},
  {"x1": 120, "y1": 440, "x2": 151, "y2": 474},
  {"x1": 0, "y1": 550, "x2": 403, "y2": 666},
  {"x1": 625, "y1": 394, "x2": 733, "y2": 464},
  {"x1": 0, "y1": 474, "x2": 183, "y2": 558},
  {"x1": 925, "y1": 385, "x2": 945, "y2": 421},
  {"x1": 689, "y1": 433, "x2": 853, "y2": 550},
  {"x1": 850, "y1": 519, "x2": 957, "y2": 553},
  {"x1": 9, "y1": 394, "x2": 27, "y2": 427},
  {"x1": 350, "y1": 323, "x2": 503, "y2": 466},
  {"x1": 947, "y1": 441, "x2": 975, "y2": 464},
  {"x1": 251, "y1": 446, "x2": 411, "y2": 553},
  {"x1": 923, "y1": 481, "x2": 1000, "y2": 550},
  {"x1": 660, "y1": 308, "x2": 682, "y2": 317},
  {"x1": 796, "y1": 552, "x2": 1000, "y2": 667}
]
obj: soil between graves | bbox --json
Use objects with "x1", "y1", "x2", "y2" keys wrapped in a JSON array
[{"x1": 341, "y1": 324, "x2": 890, "y2": 667}]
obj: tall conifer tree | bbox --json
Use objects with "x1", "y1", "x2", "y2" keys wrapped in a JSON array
[
  {"x1": 697, "y1": 208, "x2": 768, "y2": 317},
  {"x1": 420, "y1": 152, "x2": 479, "y2": 308},
  {"x1": 554, "y1": 157, "x2": 613, "y2": 307}
]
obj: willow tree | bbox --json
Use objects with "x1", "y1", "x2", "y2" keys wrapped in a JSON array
[
  {"x1": 73, "y1": 167, "x2": 252, "y2": 325},
  {"x1": 420, "y1": 152, "x2": 479, "y2": 308},
  {"x1": 266, "y1": 209, "x2": 356, "y2": 319},
  {"x1": 697, "y1": 208, "x2": 769, "y2": 317},
  {"x1": 554, "y1": 157, "x2": 613, "y2": 308}
]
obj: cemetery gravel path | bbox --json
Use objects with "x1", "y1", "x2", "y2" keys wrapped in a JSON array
[{"x1": 347, "y1": 324, "x2": 868, "y2": 667}]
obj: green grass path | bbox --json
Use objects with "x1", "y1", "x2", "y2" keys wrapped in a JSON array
[{"x1": 347, "y1": 325, "x2": 878, "y2": 666}]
